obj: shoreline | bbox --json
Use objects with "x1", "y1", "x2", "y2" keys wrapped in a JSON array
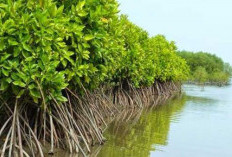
[
  {"x1": 184, "y1": 81, "x2": 231, "y2": 87},
  {"x1": 0, "y1": 81, "x2": 181, "y2": 156}
]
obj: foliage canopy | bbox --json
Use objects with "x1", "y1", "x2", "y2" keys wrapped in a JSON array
[
  {"x1": 0, "y1": 0, "x2": 189, "y2": 105},
  {"x1": 177, "y1": 51, "x2": 231, "y2": 84}
]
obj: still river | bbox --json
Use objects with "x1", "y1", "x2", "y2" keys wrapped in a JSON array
[
  {"x1": 53, "y1": 83, "x2": 232, "y2": 157},
  {"x1": 95, "y1": 83, "x2": 232, "y2": 157}
]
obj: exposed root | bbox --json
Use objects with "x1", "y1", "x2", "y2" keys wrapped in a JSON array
[{"x1": 0, "y1": 81, "x2": 181, "y2": 156}]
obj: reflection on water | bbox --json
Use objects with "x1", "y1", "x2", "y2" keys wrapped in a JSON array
[
  {"x1": 51, "y1": 84, "x2": 232, "y2": 157},
  {"x1": 94, "y1": 95, "x2": 187, "y2": 157},
  {"x1": 95, "y1": 84, "x2": 232, "y2": 157}
]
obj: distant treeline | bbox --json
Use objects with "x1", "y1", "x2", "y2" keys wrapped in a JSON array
[{"x1": 177, "y1": 51, "x2": 232, "y2": 85}]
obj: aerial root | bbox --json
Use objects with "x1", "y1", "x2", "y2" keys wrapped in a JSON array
[
  {"x1": 0, "y1": 81, "x2": 181, "y2": 156},
  {"x1": 0, "y1": 99, "x2": 44, "y2": 157}
]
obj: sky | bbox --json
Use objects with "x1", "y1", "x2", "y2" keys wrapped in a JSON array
[{"x1": 117, "y1": 0, "x2": 232, "y2": 64}]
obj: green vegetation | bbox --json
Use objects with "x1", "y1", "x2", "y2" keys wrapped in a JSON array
[
  {"x1": 177, "y1": 51, "x2": 231, "y2": 85},
  {"x1": 0, "y1": 0, "x2": 188, "y2": 105},
  {"x1": 193, "y1": 66, "x2": 208, "y2": 84},
  {"x1": 0, "y1": 0, "x2": 189, "y2": 156}
]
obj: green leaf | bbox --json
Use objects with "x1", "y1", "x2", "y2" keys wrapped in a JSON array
[
  {"x1": 61, "y1": 59, "x2": 67, "y2": 67},
  {"x1": 0, "y1": 38, "x2": 5, "y2": 51},
  {"x1": 28, "y1": 83, "x2": 36, "y2": 89},
  {"x1": 16, "y1": 89, "x2": 25, "y2": 98},
  {"x1": 82, "y1": 50, "x2": 90, "y2": 60},
  {"x1": 2, "y1": 68, "x2": 10, "y2": 76},
  {"x1": 17, "y1": 72, "x2": 28, "y2": 82},
  {"x1": 84, "y1": 76, "x2": 90, "y2": 83},
  {"x1": 32, "y1": 97, "x2": 38, "y2": 103},
  {"x1": 57, "y1": 5, "x2": 64, "y2": 15},
  {"x1": 0, "y1": 3, "x2": 8, "y2": 8},
  {"x1": 78, "y1": 11, "x2": 88, "y2": 17},
  {"x1": 25, "y1": 57, "x2": 33, "y2": 62},
  {"x1": 56, "y1": 95, "x2": 68, "y2": 102},
  {"x1": 50, "y1": 4, "x2": 57, "y2": 17},
  {"x1": 8, "y1": 39, "x2": 18, "y2": 46},
  {"x1": 76, "y1": 1, "x2": 85, "y2": 11},
  {"x1": 6, "y1": 78, "x2": 12, "y2": 83},
  {"x1": 12, "y1": 85, "x2": 20, "y2": 95},
  {"x1": 13, "y1": 49, "x2": 20, "y2": 57},
  {"x1": 0, "y1": 80, "x2": 8, "y2": 91},
  {"x1": 30, "y1": 88, "x2": 41, "y2": 98},
  {"x1": 13, "y1": 81, "x2": 26, "y2": 88},
  {"x1": 84, "y1": 34, "x2": 94, "y2": 41},
  {"x1": 56, "y1": 37, "x2": 63, "y2": 42},
  {"x1": 78, "y1": 44, "x2": 83, "y2": 51},
  {"x1": 22, "y1": 51, "x2": 29, "y2": 58},
  {"x1": 22, "y1": 43, "x2": 32, "y2": 52},
  {"x1": 11, "y1": 73, "x2": 19, "y2": 80},
  {"x1": 1, "y1": 54, "x2": 11, "y2": 62}
]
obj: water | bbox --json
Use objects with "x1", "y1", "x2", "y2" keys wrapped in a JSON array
[{"x1": 95, "y1": 84, "x2": 232, "y2": 157}]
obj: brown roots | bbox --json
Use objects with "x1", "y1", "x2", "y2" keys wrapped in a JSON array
[{"x1": 0, "y1": 81, "x2": 181, "y2": 156}]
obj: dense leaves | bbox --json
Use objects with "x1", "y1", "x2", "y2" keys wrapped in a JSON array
[
  {"x1": 110, "y1": 16, "x2": 189, "y2": 87},
  {"x1": 178, "y1": 51, "x2": 231, "y2": 84},
  {"x1": 0, "y1": 0, "x2": 189, "y2": 105}
]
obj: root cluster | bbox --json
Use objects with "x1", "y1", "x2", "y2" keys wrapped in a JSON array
[{"x1": 0, "y1": 81, "x2": 181, "y2": 156}]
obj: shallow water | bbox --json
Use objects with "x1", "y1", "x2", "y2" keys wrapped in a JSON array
[
  {"x1": 53, "y1": 83, "x2": 232, "y2": 157},
  {"x1": 94, "y1": 84, "x2": 232, "y2": 157}
]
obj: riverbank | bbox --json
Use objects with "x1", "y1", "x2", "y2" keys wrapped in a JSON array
[
  {"x1": 47, "y1": 81, "x2": 182, "y2": 155},
  {"x1": 184, "y1": 80, "x2": 231, "y2": 87},
  {"x1": 47, "y1": 93, "x2": 183, "y2": 157},
  {"x1": 0, "y1": 81, "x2": 181, "y2": 156}
]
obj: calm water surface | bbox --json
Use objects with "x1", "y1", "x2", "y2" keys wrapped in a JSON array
[
  {"x1": 52, "y1": 84, "x2": 232, "y2": 157},
  {"x1": 95, "y1": 84, "x2": 232, "y2": 157}
]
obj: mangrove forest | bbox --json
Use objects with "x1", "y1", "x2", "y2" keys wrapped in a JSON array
[
  {"x1": 178, "y1": 51, "x2": 232, "y2": 85},
  {"x1": 0, "y1": 0, "x2": 231, "y2": 157}
]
